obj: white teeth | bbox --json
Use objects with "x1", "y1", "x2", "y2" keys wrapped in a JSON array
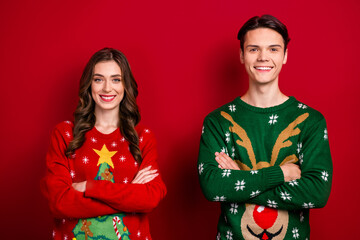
[
  {"x1": 255, "y1": 67, "x2": 272, "y2": 70},
  {"x1": 101, "y1": 96, "x2": 115, "y2": 100}
]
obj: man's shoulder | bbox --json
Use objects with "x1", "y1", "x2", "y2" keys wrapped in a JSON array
[
  {"x1": 205, "y1": 98, "x2": 239, "y2": 121},
  {"x1": 293, "y1": 98, "x2": 326, "y2": 122}
]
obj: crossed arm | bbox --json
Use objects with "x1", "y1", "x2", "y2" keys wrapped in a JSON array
[
  {"x1": 199, "y1": 115, "x2": 332, "y2": 210},
  {"x1": 41, "y1": 126, "x2": 166, "y2": 219}
]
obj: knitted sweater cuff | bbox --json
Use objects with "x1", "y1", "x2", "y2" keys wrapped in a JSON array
[{"x1": 263, "y1": 166, "x2": 284, "y2": 189}]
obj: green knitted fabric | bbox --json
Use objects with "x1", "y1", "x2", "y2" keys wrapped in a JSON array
[{"x1": 198, "y1": 96, "x2": 332, "y2": 240}]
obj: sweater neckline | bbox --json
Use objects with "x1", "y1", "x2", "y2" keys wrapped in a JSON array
[
  {"x1": 235, "y1": 96, "x2": 296, "y2": 113},
  {"x1": 91, "y1": 126, "x2": 120, "y2": 139}
]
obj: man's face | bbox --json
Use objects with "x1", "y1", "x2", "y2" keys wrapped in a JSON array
[{"x1": 240, "y1": 28, "x2": 288, "y2": 85}]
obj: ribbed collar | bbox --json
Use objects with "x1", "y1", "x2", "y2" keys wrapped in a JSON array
[{"x1": 235, "y1": 96, "x2": 296, "y2": 113}]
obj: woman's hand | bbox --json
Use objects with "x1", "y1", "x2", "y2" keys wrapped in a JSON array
[
  {"x1": 132, "y1": 166, "x2": 159, "y2": 184},
  {"x1": 72, "y1": 181, "x2": 87, "y2": 192},
  {"x1": 215, "y1": 152, "x2": 240, "y2": 170}
]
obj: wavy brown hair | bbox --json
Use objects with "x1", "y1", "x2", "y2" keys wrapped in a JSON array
[{"x1": 66, "y1": 48, "x2": 142, "y2": 163}]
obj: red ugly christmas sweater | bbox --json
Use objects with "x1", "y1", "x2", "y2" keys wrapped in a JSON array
[{"x1": 41, "y1": 121, "x2": 167, "y2": 240}]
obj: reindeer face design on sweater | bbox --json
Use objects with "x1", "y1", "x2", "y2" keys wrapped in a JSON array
[{"x1": 221, "y1": 111, "x2": 309, "y2": 240}]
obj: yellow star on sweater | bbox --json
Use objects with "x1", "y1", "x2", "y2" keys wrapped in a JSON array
[{"x1": 93, "y1": 144, "x2": 117, "y2": 169}]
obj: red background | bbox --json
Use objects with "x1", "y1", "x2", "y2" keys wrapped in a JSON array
[{"x1": 1, "y1": 0, "x2": 359, "y2": 239}]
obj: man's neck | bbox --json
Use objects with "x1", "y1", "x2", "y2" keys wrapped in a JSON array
[{"x1": 241, "y1": 81, "x2": 288, "y2": 108}]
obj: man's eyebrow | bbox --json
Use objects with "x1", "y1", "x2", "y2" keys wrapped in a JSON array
[
  {"x1": 245, "y1": 44, "x2": 283, "y2": 48},
  {"x1": 269, "y1": 45, "x2": 283, "y2": 48}
]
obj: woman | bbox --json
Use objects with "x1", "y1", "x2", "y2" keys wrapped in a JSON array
[{"x1": 41, "y1": 48, "x2": 167, "y2": 240}]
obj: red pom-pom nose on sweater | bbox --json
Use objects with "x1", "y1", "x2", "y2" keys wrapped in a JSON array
[{"x1": 253, "y1": 205, "x2": 278, "y2": 230}]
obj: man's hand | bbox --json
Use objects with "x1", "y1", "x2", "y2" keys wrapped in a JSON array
[
  {"x1": 215, "y1": 152, "x2": 240, "y2": 170},
  {"x1": 132, "y1": 166, "x2": 158, "y2": 184},
  {"x1": 72, "y1": 181, "x2": 87, "y2": 192},
  {"x1": 280, "y1": 163, "x2": 301, "y2": 182}
]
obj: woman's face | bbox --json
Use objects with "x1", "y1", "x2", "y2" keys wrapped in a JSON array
[{"x1": 91, "y1": 60, "x2": 125, "y2": 112}]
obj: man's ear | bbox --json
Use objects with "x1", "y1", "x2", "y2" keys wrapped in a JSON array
[
  {"x1": 240, "y1": 49, "x2": 244, "y2": 64},
  {"x1": 283, "y1": 48, "x2": 288, "y2": 64}
]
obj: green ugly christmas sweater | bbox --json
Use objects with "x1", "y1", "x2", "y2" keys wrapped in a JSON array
[{"x1": 198, "y1": 96, "x2": 332, "y2": 240}]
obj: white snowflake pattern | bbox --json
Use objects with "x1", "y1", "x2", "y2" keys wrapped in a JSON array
[
  {"x1": 250, "y1": 190, "x2": 261, "y2": 198},
  {"x1": 289, "y1": 180, "x2": 299, "y2": 187},
  {"x1": 70, "y1": 170, "x2": 75, "y2": 178},
  {"x1": 229, "y1": 104, "x2": 236, "y2": 112},
  {"x1": 62, "y1": 219, "x2": 66, "y2": 224},
  {"x1": 226, "y1": 230, "x2": 233, "y2": 240},
  {"x1": 221, "y1": 147, "x2": 229, "y2": 155},
  {"x1": 64, "y1": 235, "x2": 68, "y2": 240},
  {"x1": 297, "y1": 143, "x2": 302, "y2": 153},
  {"x1": 292, "y1": 228, "x2": 300, "y2": 239},
  {"x1": 144, "y1": 129, "x2": 150, "y2": 133},
  {"x1": 267, "y1": 200, "x2": 278, "y2": 208},
  {"x1": 225, "y1": 132, "x2": 230, "y2": 143},
  {"x1": 214, "y1": 196, "x2": 226, "y2": 202},
  {"x1": 268, "y1": 114, "x2": 279, "y2": 125},
  {"x1": 280, "y1": 191, "x2": 292, "y2": 201},
  {"x1": 250, "y1": 170, "x2": 258, "y2": 175},
  {"x1": 234, "y1": 180, "x2": 246, "y2": 191},
  {"x1": 123, "y1": 178, "x2": 129, "y2": 184},
  {"x1": 111, "y1": 141, "x2": 117, "y2": 147},
  {"x1": 299, "y1": 153, "x2": 304, "y2": 165},
  {"x1": 120, "y1": 137, "x2": 126, "y2": 142},
  {"x1": 298, "y1": 103, "x2": 308, "y2": 109},
  {"x1": 321, "y1": 171, "x2": 329, "y2": 181},
  {"x1": 134, "y1": 161, "x2": 138, "y2": 167},
  {"x1": 82, "y1": 156, "x2": 89, "y2": 164},
  {"x1": 119, "y1": 155, "x2": 126, "y2": 162},
  {"x1": 202, "y1": 126, "x2": 204, "y2": 134},
  {"x1": 64, "y1": 121, "x2": 72, "y2": 124},
  {"x1": 303, "y1": 202, "x2": 315, "y2": 208},
  {"x1": 216, "y1": 232, "x2": 221, "y2": 240},
  {"x1": 198, "y1": 163, "x2": 204, "y2": 175},
  {"x1": 137, "y1": 231, "x2": 141, "y2": 237},
  {"x1": 52, "y1": 230, "x2": 56, "y2": 238},
  {"x1": 229, "y1": 203, "x2": 238, "y2": 214},
  {"x1": 71, "y1": 153, "x2": 76, "y2": 159},
  {"x1": 300, "y1": 211, "x2": 304, "y2": 222},
  {"x1": 90, "y1": 137, "x2": 97, "y2": 143},
  {"x1": 324, "y1": 128, "x2": 328, "y2": 140},
  {"x1": 231, "y1": 147, "x2": 235, "y2": 158},
  {"x1": 222, "y1": 169, "x2": 231, "y2": 177},
  {"x1": 65, "y1": 131, "x2": 71, "y2": 138},
  {"x1": 139, "y1": 136, "x2": 144, "y2": 143}
]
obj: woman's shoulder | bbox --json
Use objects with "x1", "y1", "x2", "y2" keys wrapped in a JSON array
[
  {"x1": 135, "y1": 123, "x2": 156, "y2": 145},
  {"x1": 52, "y1": 120, "x2": 74, "y2": 138}
]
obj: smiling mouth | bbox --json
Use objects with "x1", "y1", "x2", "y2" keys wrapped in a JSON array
[
  {"x1": 100, "y1": 95, "x2": 116, "y2": 102},
  {"x1": 254, "y1": 66, "x2": 273, "y2": 70}
]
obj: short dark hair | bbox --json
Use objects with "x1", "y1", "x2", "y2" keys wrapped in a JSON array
[{"x1": 237, "y1": 15, "x2": 290, "y2": 52}]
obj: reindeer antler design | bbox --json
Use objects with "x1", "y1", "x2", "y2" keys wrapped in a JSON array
[
  {"x1": 221, "y1": 111, "x2": 309, "y2": 170},
  {"x1": 221, "y1": 111, "x2": 256, "y2": 170},
  {"x1": 270, "y1": 113, "x2": 309, "y2": 166}
]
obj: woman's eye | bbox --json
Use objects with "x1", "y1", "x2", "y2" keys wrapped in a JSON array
[
  {"x1": 113, "y1": 78, "x2": 121, "y2": 82},
  {"x1": 93, "y1": 78, "x2": 102, "y2": 82}
]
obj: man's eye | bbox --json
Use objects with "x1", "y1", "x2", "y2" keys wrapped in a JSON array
[
  {"x1": 249, "y1": 48, "x2": 257, "y2": 52},
  {"x1": 270, "y1": 48, "x2": 278, "y2": 52}
]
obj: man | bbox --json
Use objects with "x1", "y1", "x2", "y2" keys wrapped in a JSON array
[{"x1": 198, "y1": 15, "x2": 332, "y2": 240}]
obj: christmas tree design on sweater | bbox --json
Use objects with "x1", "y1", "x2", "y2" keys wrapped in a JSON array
[{"x1": 73, "y1": 144, "x2": 131, "y2": 240}]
